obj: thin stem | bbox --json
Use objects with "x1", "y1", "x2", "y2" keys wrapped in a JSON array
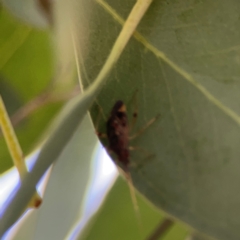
[
  {"x1": 11, "y1": 87, "x2": 79, "y2": 127},
  {"x1": 146, "y1": 218, "x2": 174, "y2": 240},
  {"x1": 0, "y1": 96, "x2": 42, "y2": 208}
]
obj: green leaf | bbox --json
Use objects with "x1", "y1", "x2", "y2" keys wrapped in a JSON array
[
  {"x1": 33, "y1": 115, "x2": 96, "y2": 240},
  {"x1": 0, "y1": 91, "x2": 95, "y2": 236},
  {"x1": 188, "y1": 232, "x2": 216, "y2": 240},
  {"x1": 78, "y1": 0, "x2": 240, "y2": 239},
  {"x1": 10, "y1": 115, "x2": 96, "y2": 240},
  {"x1": 83, "y1": 177, "x2": 188, "y2": 240}
]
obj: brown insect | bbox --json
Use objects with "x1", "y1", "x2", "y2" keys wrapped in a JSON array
[
  {"x1": 105, "y1": 99, "x2": 159, "y2": 170},
  {"x1": 97, "y1": 98, "x2": 159, "y2": 223},
  {"x1": 106, "y1": 100, "x2": 130, "y2": 171}
]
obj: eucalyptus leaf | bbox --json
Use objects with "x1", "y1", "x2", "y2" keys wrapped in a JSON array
[
  {"x1": 76, "y1": 0, "x2": 240, "y2": 239},
  {"x1": 0, "y1": 93, "x2": 94, "y2": 237},
  {"x1": 34, "y1": 115, "x2": 96, "y2": 240},
  {"x1": 187, "y1": 232, "x2": 216, "y2": 240},
  {"x1": 10, "y1": 115, "x2": 97, "y2": 240}
]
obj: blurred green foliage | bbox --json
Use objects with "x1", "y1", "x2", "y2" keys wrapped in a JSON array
[
  {"x1": 84, "y1": 177, "x2": 189, "y2": 240},
  {"x1": 0, "y1": 8, "x2": 59, "y2": 173}
]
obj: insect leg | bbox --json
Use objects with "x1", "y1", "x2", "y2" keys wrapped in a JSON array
[
  {"x1": 122, "y1": 169, "x2": 142, "y2": 229},
  {"x1": 129, "y1": 114, "x2": 160, "y2": 140},
  {"x1": 129, "y1": 145, "x2": 150, "y2": 156},
  {"x1": 128, "y1": 146, "x2": 155, "y2": 170}
]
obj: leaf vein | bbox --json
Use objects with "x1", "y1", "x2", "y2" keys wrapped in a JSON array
[{"x1": 97, "y1": 0, "x2": 240, "y2": 126}]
